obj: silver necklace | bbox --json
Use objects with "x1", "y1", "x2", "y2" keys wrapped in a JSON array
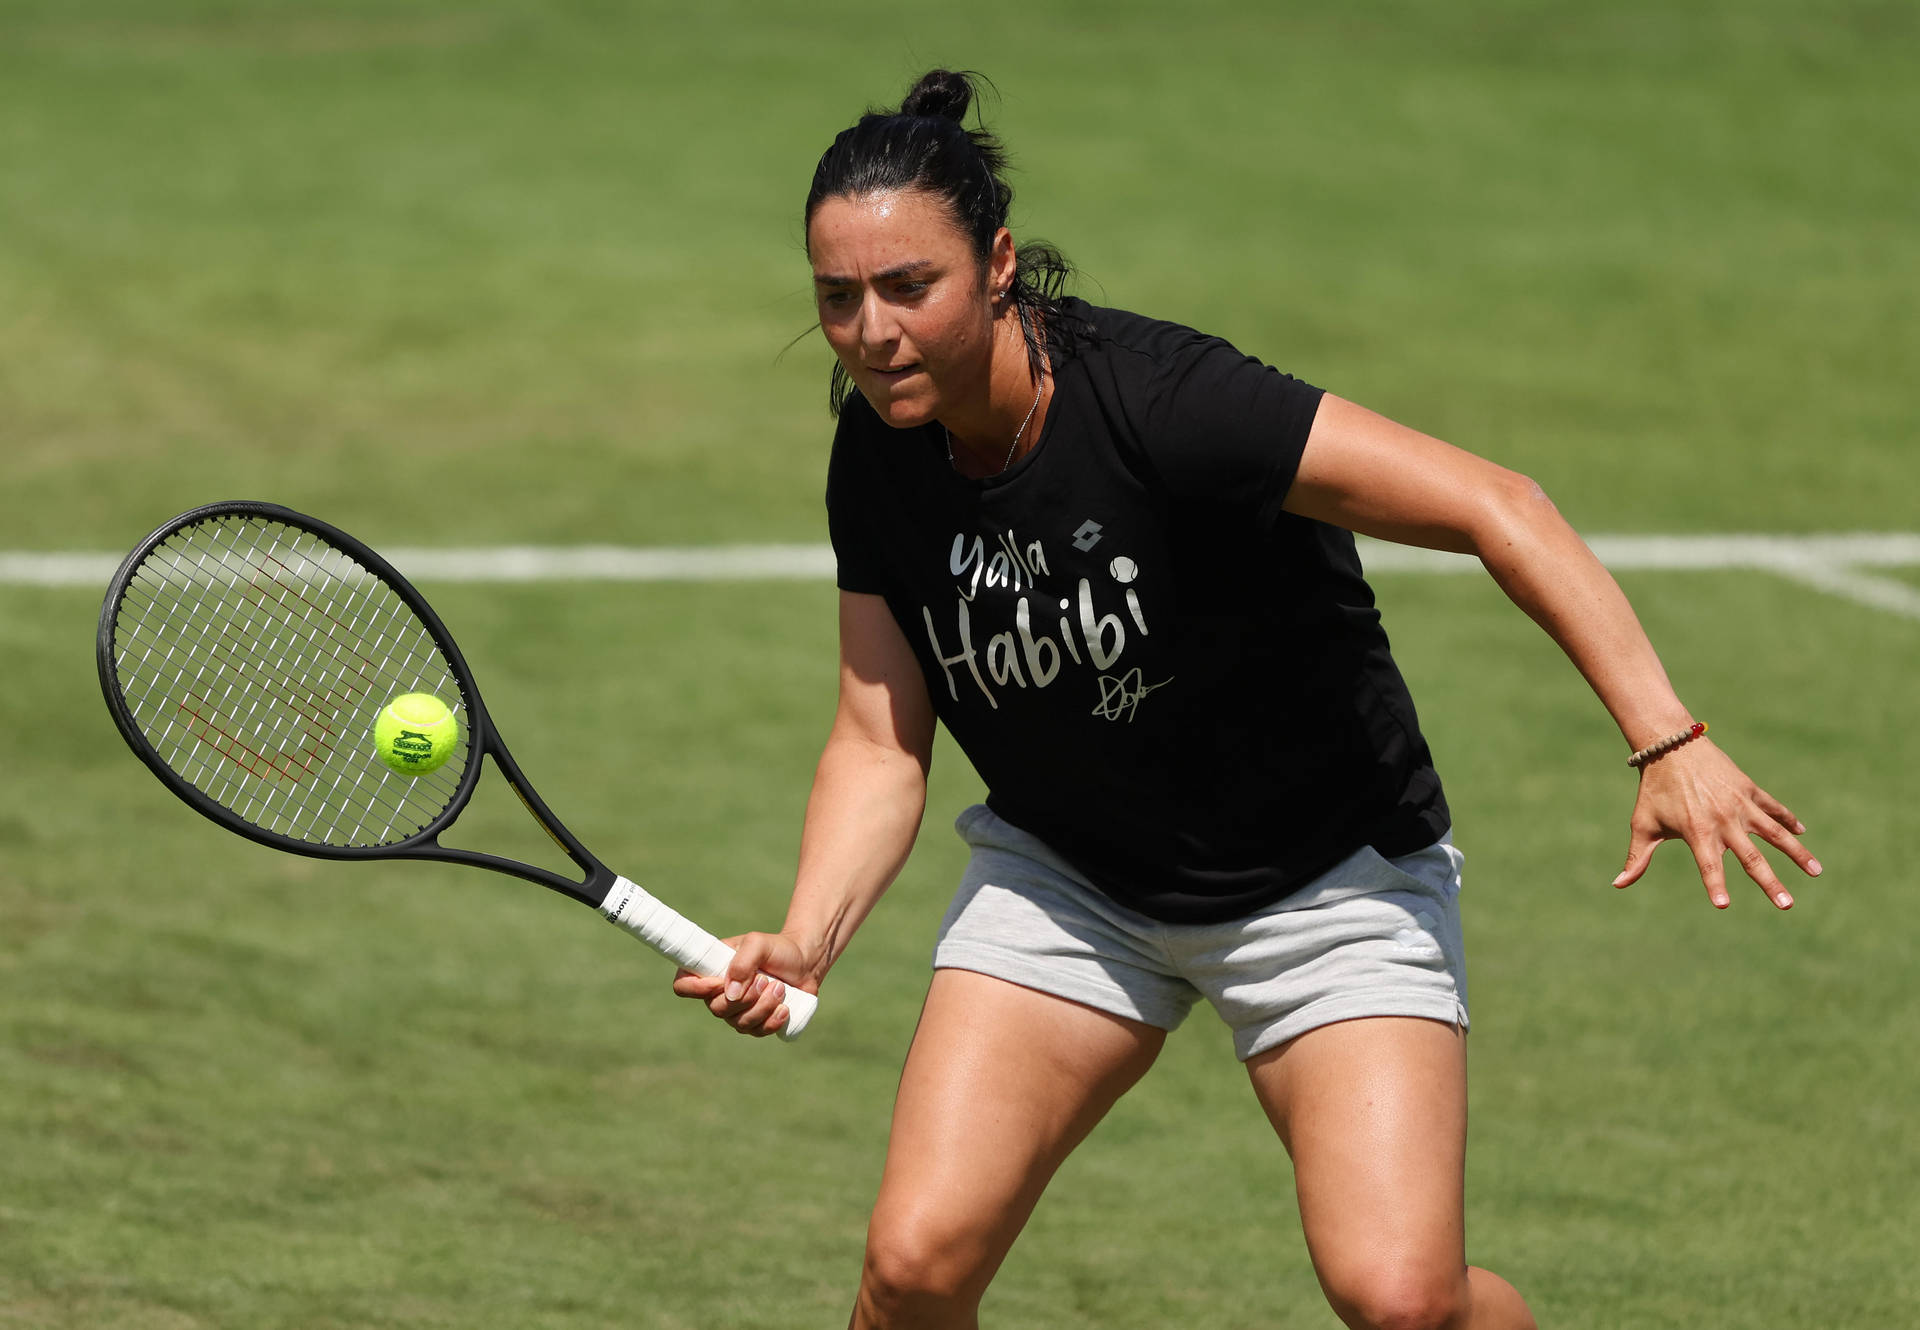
[{"x1": 946, "y1": 379, "x2": 1044, "y2": 476}]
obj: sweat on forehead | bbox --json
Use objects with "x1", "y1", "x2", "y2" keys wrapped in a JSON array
[{"x1": 807, "y1": 191, "x2": 979, "y2": 274}]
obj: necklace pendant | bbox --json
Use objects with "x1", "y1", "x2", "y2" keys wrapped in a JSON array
[{"x1": 943, "y1": 377, "x2": 1045, "y2": 477}]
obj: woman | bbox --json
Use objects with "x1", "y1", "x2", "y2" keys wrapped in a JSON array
[{"x1": 673, "y1": 70, "x2": 1818, "y2": 1330}]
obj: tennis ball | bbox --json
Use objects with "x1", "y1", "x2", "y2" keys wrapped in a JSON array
[{"x1": 373, "y1": 692, "x2": 460, "y2": 776}]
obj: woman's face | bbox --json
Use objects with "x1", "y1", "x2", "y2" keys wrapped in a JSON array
[{"x1": 808, "y1": 189, "x2": 1011, "y2": 430}]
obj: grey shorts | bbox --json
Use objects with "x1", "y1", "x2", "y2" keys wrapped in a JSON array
[{"x1": 934, "y1": 805, "x2": 1470, "y2": 1062}]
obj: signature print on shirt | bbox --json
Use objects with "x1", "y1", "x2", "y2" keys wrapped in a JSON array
[{"x1": 921, "y1": 527, "x2": 1174, "y2": 721}]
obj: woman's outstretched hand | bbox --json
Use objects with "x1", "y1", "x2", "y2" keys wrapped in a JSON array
[
  {"x1": 1612, "y1": 739, "x2": 1820, "y2": 909},
  {"x1": 671, "y1": 931, "x2": 818, "y2": 1037}
]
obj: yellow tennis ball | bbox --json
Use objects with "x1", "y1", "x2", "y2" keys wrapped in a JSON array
[{"x1": 373, "y1": 692, "x2": 460, "y2": 776}]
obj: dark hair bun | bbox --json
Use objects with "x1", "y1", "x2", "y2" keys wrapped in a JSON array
[{"x1": 899, "y1": 69, "x2": 974, "y2": 123}]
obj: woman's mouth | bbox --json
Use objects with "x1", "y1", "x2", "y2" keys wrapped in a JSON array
[{"x1": 867, "y1": 363, "x2": 919, "y2": 382}]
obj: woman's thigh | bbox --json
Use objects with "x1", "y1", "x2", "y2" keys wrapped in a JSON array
[
  {"x1": 1246, "y1": 1016, "x2": 1469, "y2": 1303},
  {"x1": 864, "y1": 968, "x2": 1166, "y2": 1293}
]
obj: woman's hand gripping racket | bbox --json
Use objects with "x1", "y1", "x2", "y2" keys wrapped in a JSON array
[{"x1": 96, "y1": 500, "x2": 817, "y2": 1040}]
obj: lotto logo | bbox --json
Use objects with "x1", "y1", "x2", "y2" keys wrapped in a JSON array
[{"x1": 1072, "y1": 520, "x2": 1104, "y2": 551}]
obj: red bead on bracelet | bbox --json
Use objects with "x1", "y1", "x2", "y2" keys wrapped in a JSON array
[{"x1": 1627, "y1": 721, "x2": 1708, "y2": 770}]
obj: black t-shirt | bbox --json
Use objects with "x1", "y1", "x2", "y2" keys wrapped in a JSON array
[{"x1": 827, "y1": 299, "x2": 1449, "y2": 923}]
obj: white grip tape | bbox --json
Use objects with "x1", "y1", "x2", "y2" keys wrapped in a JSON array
[{"x1": 599, "y1": 875, "x2": 817, "y2": 1041}]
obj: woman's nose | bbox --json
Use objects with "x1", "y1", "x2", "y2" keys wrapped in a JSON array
[{"x1": 859, "y1": 290, "x2": 900, "y2": 352}]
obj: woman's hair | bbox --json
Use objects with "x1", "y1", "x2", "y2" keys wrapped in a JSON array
[{"x1": 805, "y1": 69, "x2": 1080, "y2": 416}]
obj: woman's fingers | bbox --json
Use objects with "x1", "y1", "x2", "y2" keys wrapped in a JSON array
[
  {"x1": 1723, "y1": 797, "x2": 1821, "y2": 910},
  {"x1": 1722, "y1": 824, "x2": 1792, "y2": 910},
  {"x1": 722, "y1": 932, "x2": 777, "y2": 1002},
  {"x1": 1689, "y1": 833, "x2": 1732, "y2": 909},
  {"x1": 671, "y1": 932, "x2": 805, "y2": 1037},
  {"x1": 1612, "y1": 827, "x2": 1661, "y2": 889},
  {"x1": 708, "y1": 973, "x2": 791, "y2": 1037},
  {"x1": 1747, "y1": 808, "x2": 1822, "y2": 882},
  {"x1": 672, "y1": 932, "x2": 750, "y2": 1006},
  {"x1": 672, "y1": 970, "x2": 723, "y2": 999},
  {"x1": 1684, "y1": 809, "x2": 1817, "y2": 911},
  {"x1": 1751, "y1": 785, "x2": 1807, "y2": 836}
]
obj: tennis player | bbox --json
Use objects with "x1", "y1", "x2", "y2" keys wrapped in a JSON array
[{"x1": 673, "y1": 70, "x2": 1818, "y2": 1330}]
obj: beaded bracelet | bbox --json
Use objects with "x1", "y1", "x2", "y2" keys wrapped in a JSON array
[{"x1": 1627, "y1": 721, "x2": 1708, "y2": 770}]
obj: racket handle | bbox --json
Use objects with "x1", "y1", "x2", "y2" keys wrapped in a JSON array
[{"x1": 599, "y1": 875, "x2": 818, "y2": 1042}]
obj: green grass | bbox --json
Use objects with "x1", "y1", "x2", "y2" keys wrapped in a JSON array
[
  {"x1": 3, "y1": 0, "x2": 1915, "y2": 546},
  {"x1": 2, "y1": 1, "x2": 1916, "y2": 1326}
]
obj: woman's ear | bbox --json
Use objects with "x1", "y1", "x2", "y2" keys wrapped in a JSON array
[{"x1": 988, "y1": 227, "x2": 1018, "y2": 301}]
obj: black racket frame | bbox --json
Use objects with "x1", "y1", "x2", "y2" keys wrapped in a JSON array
[{"x1": 97, "y1": 500, "x2": 611, "y2": 909}]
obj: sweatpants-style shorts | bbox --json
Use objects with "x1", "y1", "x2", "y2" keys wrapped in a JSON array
[{"x1": 933, "y1": 804, "x2": 1470, "y2": 1062}]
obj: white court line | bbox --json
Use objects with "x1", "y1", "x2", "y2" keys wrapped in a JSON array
[
  {"x1": 0, "y1": 544, "x2": 838, "y2": 587},
  {"x1": 10, "y1": 533, "x2": 1920, "y2": 619},
  {"x1": 1354, "y1": 533, "x2": 1920, "y2": 621}
]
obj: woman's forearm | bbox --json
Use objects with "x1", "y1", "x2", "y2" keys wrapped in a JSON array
[
  {"x1": 781, "y1": 729, "x2": 929, "y2": 987},
  {"x1": 1283, "y1": 396, "x2": 1815, "y2": 908},
  {"x1": 1470, "y1": 474, "x2": 1692, "y2": 752},
  {"x1": 1290, "y1": 397, "x2": 1694, "y2": 750}
]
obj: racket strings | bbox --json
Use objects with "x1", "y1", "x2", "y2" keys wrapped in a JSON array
[
  {"x1": 109, "y1": 515, "x2": 471, "y2": 848},
  {"x1": 119, "y1": 527, "x2": 418, "y2": 835},
  {"x1": 131, "y1": 520, "x2": 458, "y2": 843}
]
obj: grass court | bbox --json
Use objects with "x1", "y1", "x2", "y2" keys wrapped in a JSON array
[{"x1": 1, "y1": 2, "x2": 1915, "y2": 1326}]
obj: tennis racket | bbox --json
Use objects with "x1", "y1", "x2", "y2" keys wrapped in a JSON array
[{"x1": 96, "y1": 499, "x2": 817, "y2": 1040}]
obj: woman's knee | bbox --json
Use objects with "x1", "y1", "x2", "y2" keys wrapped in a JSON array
[
  {"x1": 1322, "y1": 1262, "x2": 1471, "y2": 1330},
  {"x1": 856, "y1": 1206, "x2": 996, "y2": 1323}
]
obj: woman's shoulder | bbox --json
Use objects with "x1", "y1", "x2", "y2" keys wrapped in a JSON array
[
  {"x1": 1061, "y1": 298, "x2": 1233, "y2": 368},
  {"x1": 1060, "y1": 301, "x2": 1297, "y2": 427}
]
